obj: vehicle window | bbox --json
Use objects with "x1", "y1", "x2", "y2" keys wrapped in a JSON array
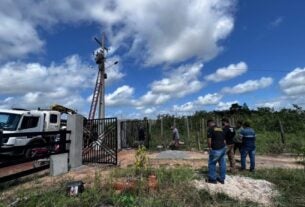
[
  {"x1": 20, "y1": 116, "x2": 39, "y2": 129},
  {"x1": 0, "y1": 113, "x2": 21, "y2": 131},
  {"x1": 50, "y1": 114, "x2": 58, "y2": 124}
]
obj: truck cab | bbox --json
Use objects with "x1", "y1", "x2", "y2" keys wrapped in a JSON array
[{"x1": 0, "y1": 109, "x2": 61, "y2": 153}]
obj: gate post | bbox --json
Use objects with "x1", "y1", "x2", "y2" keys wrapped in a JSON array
[
  {"x1": 67, "y1": 114, "x2": 84, "y2": 169},
  {"x1": 117, "y1": 120, "x2": 121, "y2": 151}
]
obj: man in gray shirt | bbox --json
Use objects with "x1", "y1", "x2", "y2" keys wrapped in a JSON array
[{"x1": 170, "y1": 126, "x2": 180, "y2": 149}]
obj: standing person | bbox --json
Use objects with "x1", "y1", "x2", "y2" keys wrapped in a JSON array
[
  {"x1": 138, "y1": 126, "x2": 145, "y2": 146},
  {"x1": 233, "y1": 120, "x2": 243, "y2": 154},
  {"x1": 206, "y1": 120, "x2": 226, "y2": 184},
  {"x1": 222, "y1": 118, "x2": 236, "y2": 173},
  {"x1": 240, "y1": 121, "x2": 256, "y2": 172},
  {"x1": 170, "y1": 126, "x2": 180, "y2": 149}
]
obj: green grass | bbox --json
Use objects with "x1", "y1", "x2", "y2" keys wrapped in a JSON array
[
  {"x1": 255, "y1": 132, "x2": 305, "y2": 154},
  {"x1": 2, "y1": 167, "x2": 305, "y2": 207},
  {"x1": 241, "y1": 168, "x2": 305, "y2": 207}
]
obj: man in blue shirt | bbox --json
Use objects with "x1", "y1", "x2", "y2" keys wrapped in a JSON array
[
  {"x1": 240, "y1": 121, "x2": 256, "y2": 172},
  {"x1": 207, "y1": 120, "x2": 226, "y2": 184}
]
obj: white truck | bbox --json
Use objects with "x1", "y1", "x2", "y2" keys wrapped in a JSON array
[{"x1": 0, "y1": 109, "x2": 62, "y2": 157}]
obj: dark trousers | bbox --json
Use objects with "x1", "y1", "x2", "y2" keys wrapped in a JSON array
[{"x1": 234, "y1": 143, "x2": 242, "y2": 154}]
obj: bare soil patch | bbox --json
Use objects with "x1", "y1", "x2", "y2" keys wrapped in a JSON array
[{"x1": 148, "y1": 150, "x2": 302, "y2": 169}]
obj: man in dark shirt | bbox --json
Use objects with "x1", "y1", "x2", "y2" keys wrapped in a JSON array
[
  {"x1": 222, "y1": 118, "x2": 236, "y2": 173},
  {"x1": 240, "y1": 121, "x2": 256, "y2": 172},
  {"x1": 206, "y1": 119, "x2": 226, "y2": 184}
]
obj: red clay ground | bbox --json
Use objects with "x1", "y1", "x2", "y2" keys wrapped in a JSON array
[
  {"x1": 119, "y1": 149, "x2": 303, "y2": 169},
  {"x1": 1, "y1": 149, "x2": 301, "y2": 178}
]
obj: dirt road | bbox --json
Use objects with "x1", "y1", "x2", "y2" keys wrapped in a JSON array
[{"x1": 119, "y1": 149, "x2": 304, "y2": 169}]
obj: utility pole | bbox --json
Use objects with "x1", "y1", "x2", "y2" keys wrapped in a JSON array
[
  {"x1": 88, "y1": 33, "x2": 118, "y2": 120},
  {"x1": 94, "y1": 33, "x2": 107, "y2": 119}
]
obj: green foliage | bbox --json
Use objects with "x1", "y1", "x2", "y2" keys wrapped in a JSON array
[
  {"x1": 135, "y1": 145, "x2": 148, "y2": 173},
  {"x1": 113, "y1": 194, "x2": 136, "y2": 207},
  {"x1": 155, "y1": 166, "x2": 195, "y2": 187},
  {"x1": 150, "y1": 106, "x2": 305, "y2": 154}
]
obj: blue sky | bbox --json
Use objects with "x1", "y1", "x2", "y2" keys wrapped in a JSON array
[{"x1": 0, "y1": 0, "x2": 305, "y2": 118}]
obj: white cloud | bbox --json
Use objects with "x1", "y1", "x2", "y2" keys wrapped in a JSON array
[
  {"x1": 0, "y1": 54, "x2": 124, "y2": 112},
  {"x1": 137, "y1": 63, "x2": 204, "y2": 106},
  {"x1": 143, "y1": 107, "x2": 156, "y2": 115},
  {"x1": 279, "y1": 67, "x2": 305, "y2": 96},
  {"x1": 0, "y1": 10, "x2": 44, "y2": 61},
  {"x1": 0, "y1": 55, "x2": 95, "y2": 95},
  {"x1": 105, "y1": 85, "x2": 134, "y2": 106},
  {"x1": 105, "y1": 62, "x2": 205, "y2": 110},
  {"x1": 120, "y1": 0, "x2": 236, "y2": 65},
  {"x1": 105, "y1": 56, "x2": 125, "y2": 84},
  {"x1": 0, "y1": 97, "x2": 14, "y2": 109},
  {"x1": 270, "y1": 17, "x2": 283, "y2": 27},
  {"x1": 137, "y1": 91, "x2": 171, "y2": 106},
  {"x1": 0, "y1": 92, "x2": 86, "y2": 114},
  {"x1": 0, "y1": 0, "x2": 236, "y2": 65},
  {"x1": 216, "y1": 101, "x2": 238, "y2": 111},
  {"x1": 256, "y1": 101, "x2": 282, "y2": 109},
  {"x1": 173, "y1": 93, "x2": 223, "y2": 113},
  {"x1": 205, "y1": 62, "x2": 248, "y2": 82},
  {"x1": 221, "y1": 77, "x2": 273, "y2": 94},
  {"x1": 173, "y1": 102, "x2": 196, "y2": 113},
  {"x1": 196, "y1": 93, "x2": 223, "y2": 105}
]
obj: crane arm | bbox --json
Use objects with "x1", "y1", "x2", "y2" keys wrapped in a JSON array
[{"x1": 50, "y1": 104, "x2": 77, "y2": 115}]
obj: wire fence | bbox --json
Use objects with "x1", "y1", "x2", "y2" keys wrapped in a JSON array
[{"x1": 147, "y1": 111, "x2": 305, "y2": 154}]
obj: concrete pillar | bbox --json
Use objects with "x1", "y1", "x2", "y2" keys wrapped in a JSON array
[
  {"x1": 67, "y1": 114, "x2": 84, "y2": 169},
  {"x1": 50, "y1": 153, "x2": 68, "y2": 176},
  {"x1": 117, "y1": 120, "x2": 121, "y2": 151}
]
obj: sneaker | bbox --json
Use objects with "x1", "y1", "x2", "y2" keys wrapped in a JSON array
[
  {"x1": 216, "y1": 177, "x2": 225, "y2": 184},
  {"x1": 249, "y1": 168, "x2": 255, "y2": 172},
  {"x1": 205, "y1": 178, "x2": 217, "y2": 184}
]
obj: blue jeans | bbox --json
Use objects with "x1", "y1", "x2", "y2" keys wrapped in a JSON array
[
  {"x1": 208, "y1": 147, "x2": 226, "y2": 181},
  {"x1": 241, "y1": 146, "x2": 256, "y2": 170}
]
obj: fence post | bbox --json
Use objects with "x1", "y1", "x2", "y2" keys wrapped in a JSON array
[
  {"x1": 148, "y1": 120, "x2": 152, "y2": 149},
  {"x1": 278, "y1": 118, "x2": 285, "y2": 144},
  {"x1": 161, "y1": 117, "x2": 164, "y2": 147},
  {"x1": 145, "y1": 118, "x2": 150, "y2": 149},
  {"x1": 185, "y1": 116, "x2": 190, "y2": 148},
  {"x1": 202, "y1": 118, "x2": 206, "y2": 148},
  {"x1": 117, "y1": 120, "x2": 121, "y2": 151},
  {"x1": 196, "y1": 131, "x2": 201, "y2": 151},
  {"x1": 67, "y1": 114, "x2": 84, "y2": 169}
]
